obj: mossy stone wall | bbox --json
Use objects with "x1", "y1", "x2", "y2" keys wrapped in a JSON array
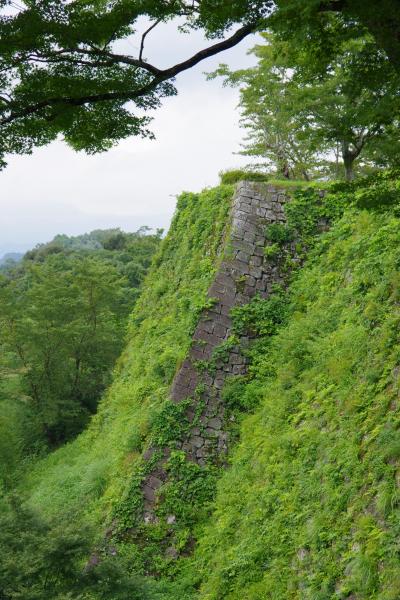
[{"x1": 141, "y1": 182, "x2": 290, "y2": 517}]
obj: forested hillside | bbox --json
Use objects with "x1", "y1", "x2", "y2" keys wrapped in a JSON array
[
  {"x1": 1, "y1": 173, "x2": 400, "y2": 599},
  {"x1": 0, "y1": 227, "x2": 161, "y2": 483}
]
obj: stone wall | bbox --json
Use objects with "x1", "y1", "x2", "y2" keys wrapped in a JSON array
[{"x1": 141, "y1": 181, "x2": 291, "y2": 517}]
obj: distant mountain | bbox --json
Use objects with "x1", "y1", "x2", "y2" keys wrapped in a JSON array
[
  {"x1": 23, "y1": 227, "x2": 156, "y2": 261},
  {"x1": 0, "y1": 252, "x2": 23, "y2": 267}
]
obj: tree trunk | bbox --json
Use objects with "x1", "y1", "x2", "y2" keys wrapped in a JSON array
[
  {"x1": 341, "y1": 141, "x2": 356, "y2": 181},
  {"x1": 282, "y1": 162, "x2": 291, "y2": 179},
  {"x1": 344, "y1": 159, "x2": 355, "y2": 182}
]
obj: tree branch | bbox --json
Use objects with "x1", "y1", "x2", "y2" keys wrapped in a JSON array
[
  {"x1": 318, "y1": 0, "x2": 346, "y2": 12},
  {"x1": 139, "y1": 19, "x2": 162, "y2": 62},
  {"x1": 0, "y1": 22, "x2": 257, "y2": 126}
]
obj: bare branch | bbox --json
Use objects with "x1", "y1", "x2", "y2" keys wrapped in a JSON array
[{"x1": 139, "y1": 19, "x2": 162, "y2": 62}]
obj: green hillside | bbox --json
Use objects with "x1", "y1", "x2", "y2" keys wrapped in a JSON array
[
  {"x1": 194, "y1": 175, "x2": 400, "y2": 599},
  {"x1": 20, "y1": 185, "x2": 233, "y2": 528},
  {"x1": 3, "y1": 174, "x2": 400, "y2": 599}
]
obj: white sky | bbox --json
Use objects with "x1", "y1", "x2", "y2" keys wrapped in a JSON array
[{"x1": 0, "y1": 20, "x2": 259, "y2": 257}]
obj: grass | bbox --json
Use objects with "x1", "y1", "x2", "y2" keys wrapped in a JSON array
[
  {"x1": 20, "y1": 184, "x2": 233, "y2": 531},
  {"x1": 193, "y1": 196, "x2": 400, "y2": 599},
  {"x1": 13, "y1": 170, "x2": 400, "y2": 599}
]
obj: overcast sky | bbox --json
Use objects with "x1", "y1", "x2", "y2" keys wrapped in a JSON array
[{"x1": 0, "y1": 20, "x2": 259, "y2": 257}]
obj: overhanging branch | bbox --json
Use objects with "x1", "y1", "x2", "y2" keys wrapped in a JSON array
[{"x1": 1, "y1": 22, "x2": 257, "y2": 126}]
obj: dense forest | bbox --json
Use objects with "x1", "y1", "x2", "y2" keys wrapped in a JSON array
[
  {"x1": 1, "y1": 1, "x2": 400, "y2": 599},
  {"x1": 0, "y1": 228, "x2": 161, "y2": 477}
]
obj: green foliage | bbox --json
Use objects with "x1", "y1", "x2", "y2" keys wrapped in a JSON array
[
  {"x1": 265, "y1": 222, "x2": 294, "y2": 245},
  {"x1": 16, "y1": 184, "x2": 232, "y2": 530},
  {"x1": 151, "y1": 401, "x2": 191, "y2": 448},
  {"x1": 231, "y1": 288, "x2": 288, "y2": 337},
  {"x1": 1, "y1": 0, "x2": 400, "y2": 169},
  {"x1": 211, "y1": 335, "x2": 239, "y2": 365},
  {"x1": 192, "y1": 176, "x2": 400, "y2": 599},
  {"x1": 0, "y1": 495, "x2": 150, "y2": 599},
  {"x1": 161, "y1": 451, "x2": 218, "y2": 526},
  {"x1": 0, "y1": 228, "x2": 160, "y2": 489},
  {"x1": 219, "y1": 169, "x2": 270, "y2": 185},
  {"x1": 221, "y1": 376, "x2": 262, "y2": 414},
  {"x1": 352, "y1": 169, "x2": 400, "y2": 211},
  {"x1": 214, "y1": 31, "x2": 400, "y2": 181},
  {"x1": 0, "y1": 1, "x2": 270, "y2": 167},
  {"x1": 8, "y1": 173, "x2": 400, "y2": 598}
]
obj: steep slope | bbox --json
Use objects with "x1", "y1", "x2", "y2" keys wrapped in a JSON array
[
  {"x1": 21, "y1": 185, "x2": 233, "y2": 527},
  {"x1": 193, "y1": 177, "x2": 400, "y2": 599},
  {"x1": 10, "y1": 172, "x2": 400, "y2": 600}
]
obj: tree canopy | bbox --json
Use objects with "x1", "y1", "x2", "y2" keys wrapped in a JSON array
[
  {"x1": 0, "y1": 227, "x2": 161, "y2": 461},
  {"x1": 214, "y1": 31, "x2": 400, "y2": 180},
  {"x1": 0, "y1": 0, "x2": 399, "y2": 168},
  {"x1": 0, "y1": 0, "x2": 271, "y2": 167}
]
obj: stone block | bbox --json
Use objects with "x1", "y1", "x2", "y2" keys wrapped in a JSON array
[
  {"x1": 244, "y1": 285, "x2": 256, "y2": 297},
  {"x1": 235, "y1": 209, "x2": 251, "y2": 221},
  {"x1": 232, "y1": 217, "x2": 247, "y2": 231},
  {"x1": 230, "y1": 353, "x2": 243, "y2": 365},
  {"x1": 195, "y1": 329, "x2": 212, "y2": 344},
  {"x1": 171, "y1": 383, "x2": 190, "y2": 403},
  {"x1": 205, "y1": 400, "x2": 220, "y2": 416},
  {"x1": 165, "y1": 547, "x2": 179, "y2": 559},
  {"x1": 148, "y1": 476, "x2": 163, "y2": 490},
  {"x1": 238, "y1": 202, "x2": 252, "y2": 213},
  {"x1": 190, "y1": 347, "x2": 204, "y2": 361},
  {"x1": 243, "y1": 221, "x2": 259, "y2": 235},
  {"x1": 256, "y1": 279, "x2": 267, "y2": 292},
  {"x1": 205, "y1": 427, "x2": 219, "y2": 437},
  {"x1": 202, "y1": 373, "x2": 214, "y2": 386},
  {"x1": 237, "y1": 250, "x2": 250, "y2": 263},
  {"x1": 182, "y1": 442, "x2": 193, "y2": 453},
  {"x1": 198, "y1": 319, "x2": 214, "y2": 334},
  {"x1": 249, "y1": 266, "x2": 263, "y2": 279},
  {"x1": 216, "y1": 304, "x2": 229, "y2": 318},
  {"x1": 167, "y1": 515, "x2": 176, "y2": 525},
  {"x1": 208, "y1": 417, "x2": 222, "y2": 430},
  {"x1": 201, "y1": 343, "x2": 214, "y2": 360},
  {"x1": 208, "y1": 304, "x2": 222, "y2": 315},
  {"x1": 232, "y1": 239, "x2": 255, "y2": 254},
  {"x1": 190, "y1": 435, "x2": 204, "y2": 448},
  {"x1": 244, "y1": 231, "x2": 256, "y2": 243},
  {"x1": 208, "y1": 282, "x2": 224, "y2": 298},
  {"x1": 214, "y1": 323, "x2": 228, "y2": 339},
  {"x1": 213, "y1": 313, "x2": 231, "y2": 329},
  {"x1": 229, "y1": 259, "x2": 249, "y2": 276},
  {"x1": 214, "y1": 279, "x2": 236, "y2": 295},
  {"x1": 232, "y1": 364, "x2": 246, "y2": 375},
  {"x1": 214, "y1": 377, "x2": 225, "y2": 390},
  {"x1": 196, "y1": 447, "x2": 207, "y2": 458},
  {"x1": 253, "y1": 246, "x2": 264, "y2": 257},
  {"x1": 143, "y1": 485, "x2": 156, "y2": 502}
]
